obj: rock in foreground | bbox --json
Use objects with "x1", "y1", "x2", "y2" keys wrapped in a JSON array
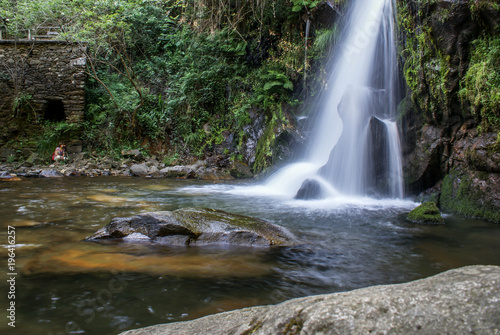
[
  {"x1": 120, "y1": 265, "x2": 500, "y2": 335},
  {"x1": 87, "y1": 208, "x2": 296, "y2": 247}
]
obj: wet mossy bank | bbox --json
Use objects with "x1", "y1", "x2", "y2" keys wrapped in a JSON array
[{"x1": 397, "y1": 0, "x2": 500, "y2": 223}]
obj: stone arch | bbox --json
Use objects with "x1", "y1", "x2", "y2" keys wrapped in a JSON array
[{"x1": 43, "y1": 99, "x2": 66, "y2": 122}]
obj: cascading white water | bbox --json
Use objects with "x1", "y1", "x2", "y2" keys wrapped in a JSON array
[
  {"x1": 264, "y1": 0, "x2": 404, "y2": 199},
  {"x1": 381, "y1": 119, "x2": 404, "y2": 197}
]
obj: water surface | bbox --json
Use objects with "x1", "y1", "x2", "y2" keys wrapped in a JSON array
[{"x1": 0, "y1": 177, "x2": 499, "y2": 334}]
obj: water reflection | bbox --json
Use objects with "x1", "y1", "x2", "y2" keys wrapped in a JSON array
[{"x1": 0, "y1": 177, "x2": 499, "y2": 335}]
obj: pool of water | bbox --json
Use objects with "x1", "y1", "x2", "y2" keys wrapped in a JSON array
[{"x1": 1, "y1": 177, "x2": 499, "y2": 334}]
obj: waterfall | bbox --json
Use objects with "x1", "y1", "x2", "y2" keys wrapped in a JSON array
[{"x1": 265, "y1": 0, "x2": 404, "y2": 199}]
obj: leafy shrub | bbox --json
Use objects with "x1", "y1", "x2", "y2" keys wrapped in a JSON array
[{"x1": 36, "y1": 122, "x2": 81, "y2": 162}]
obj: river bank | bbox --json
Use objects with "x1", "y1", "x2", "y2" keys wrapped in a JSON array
[{"x1": 0, "y1": 149, "x2": 253, "y2": 180}]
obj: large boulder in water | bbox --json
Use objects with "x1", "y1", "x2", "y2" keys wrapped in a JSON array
[
  {"x1": 87, "y1": 208, "x2": 296, "y2": 247},
  {"x1": 119, "y1": 265, "x2": 500, "y2": 335},
  {"x1": 294, "y1": 179, "x2": 324, "y2": 200}
]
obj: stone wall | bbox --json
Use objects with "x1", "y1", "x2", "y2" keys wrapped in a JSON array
[{"x1": 0, "y1": 40, "x2": 87, "y2": 123}]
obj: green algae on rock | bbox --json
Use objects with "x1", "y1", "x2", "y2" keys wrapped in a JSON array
[
  {"x1": 407, "y1": 201, "x2": 444, "y2": 224},
  {"x1": 440, "y1": 170, "x2": 500, "y2": 224},
  {"x1": 87, "y1": 208, "x2": 297, "y2": 247}
]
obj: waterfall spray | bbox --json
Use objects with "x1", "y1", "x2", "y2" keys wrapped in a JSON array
[{"x1": 265, "y1": 0, "x2": 403, "y2": 199}]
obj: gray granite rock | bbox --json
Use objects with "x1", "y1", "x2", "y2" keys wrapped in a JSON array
[{"x1": 120, "y1": 265, "x2": 500, "y2": 335}]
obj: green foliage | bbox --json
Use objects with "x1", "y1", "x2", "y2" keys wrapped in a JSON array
[
  {"x1": 311, "y1": 28, "x2": 337, "y2": 57},
  {"x1": 83, "y1": 75, "x2": 143, "y2": 155},
  {"x1": 6, "y1": 154, "x2": 16, "y2": 163},
  {"x1": 262, "y1": 70, "x2": 294, "y2": 93},
  {"x1": 3, "y1": 0, "x2": 306, "y2": 168},
  {"x1": 459, "y1": 35, "x2": 500, "y2": 130},
  {"x1": 398, "y1": 4, "x2": 452, "y2": 123},
  {"x1": 470, "y1": 0, "x2": 500, "y2": 21},
  {"x1": 36, "y1": 122, "x2": 80, "y2": 162},
  {"x1": 290, "y1": 0, "x2": 347, "y2": 13},
  {"x1": 163, "y1": 152, "x2": 180, "y2": 166},
  {"x1": 254, "y1": 103, "x2": 288, "y2": 173},
  {"x1": 11, "y1": 91, "x2": 33, "y2": 116},
  {"x1": 290, "y1": 0, "x2": 322, "y2": 12}
]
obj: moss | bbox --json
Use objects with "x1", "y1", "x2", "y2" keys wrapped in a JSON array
[
  {"x1": 283, "y1": 316, "x2": 304, "y2": 335},
  {"x1": 242, "y1": 322, "x2": 263, "y2": 335},
  {"x1": 253, "y1": 104, "x2": 289, "y2": 174},
  {"x1": 172, "y1": 208, "x2": 293, "y2": 245},
  {"x1": 401, "y1": 29, "x2": 451, "y2": 122},
  {"x1": 397, "y1": 1, "x2": 459, "y2": 124},
  {"x1": 440, "y1": 171, "x2": 500, "y2": 223},
  {"x1": 458, "y1": 35, "x2": 500, "y2": 131},
  {"x1": 469, "y1": 0, "x2": 500, "y2": 20},
  {"x1": 407, "y1": 202, "x2": 444, "y2": 224}
]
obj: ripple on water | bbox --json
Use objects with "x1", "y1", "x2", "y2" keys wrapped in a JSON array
[{"x1": 0, "y1": 177, "x2": 499, "y2": 335}]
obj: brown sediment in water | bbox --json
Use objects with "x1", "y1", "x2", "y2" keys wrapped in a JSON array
[{"x1": 22, "y1": 244, "x2": 273, "y2": 278}]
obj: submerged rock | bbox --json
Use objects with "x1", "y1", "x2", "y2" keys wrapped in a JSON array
[
  {"x1": 39, "y1": 169, "x2": 64, "y2": 178},
  {"x1": 294, "y1": 179, "x2": 324, "y2": 200},
  {"x1": 87, "y1": 208, "x2": 296, "y2": 247},
  {"x1": 119, "y1": 265, "x2": 500, "y2": 335},
  {"x1": 0, "y1": 171, "x2": 21, "y2": 181},
  {"x1": 22, "y1": 244, "x2": 272, "y2": 277},
  {"x1": 407, "y1": 201, "x2": 444, "y2": 224}
]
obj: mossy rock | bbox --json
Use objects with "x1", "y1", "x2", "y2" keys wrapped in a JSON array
[
  {"x1": 230, "y1": 161, "x2": 254, "y2": 179},
  {"x1": 440, "y1": 170, "x2": 500, "y2": 223},
  {"x1": 87, "y1": 208, "x2": 296, "y2": 247},
  {"x1": 407, "y1": 202, "x2": 444, "y2": 224}
]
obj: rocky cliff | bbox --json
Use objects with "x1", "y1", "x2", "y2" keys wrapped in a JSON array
[{"x1": 397, "y1": 0, "x2": 500, "y2": 222}]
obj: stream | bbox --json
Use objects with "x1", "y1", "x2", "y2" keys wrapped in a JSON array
[{"x1": 1, "y1": 176, "x2": 499, "y2": 334}]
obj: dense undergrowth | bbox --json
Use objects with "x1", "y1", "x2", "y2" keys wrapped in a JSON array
[{"x1": 1, "y1": 0, "x2": 343, "y2": 171}]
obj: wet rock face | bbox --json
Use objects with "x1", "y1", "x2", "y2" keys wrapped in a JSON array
[
  {"x1": 403, "y1": 122, "x2": 500, "y2": 222},
  {"x1": 119, "y1": 265, "x2": 500, "y2": 335},
  {"x1": 399, "y1": 0, "x2": 500, "y2": 210},
  {"x1": 441, "y1": 170, "x2": 500, "y2": 224},
  {"x1": 87, "y1": 208, "x2": 296, "y2": 247},
  {"x1": 229, "y1": 161, "x2": 254, "y2": 179},
  {"x1": 404, "y1": 125, "x2": 448, "y2": 194},
  {"x1": 399, "y1": 0, "x2": 499, "y2": 124}
]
